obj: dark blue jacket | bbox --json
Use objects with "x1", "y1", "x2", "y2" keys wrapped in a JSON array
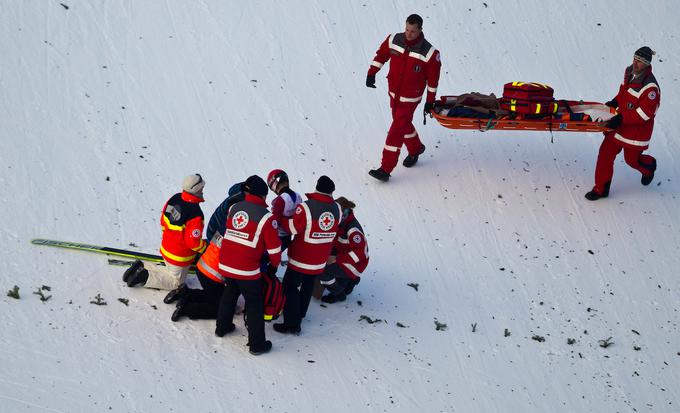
[{"x1": 205, "y1": 182, "x2": 245, "y2": 241}]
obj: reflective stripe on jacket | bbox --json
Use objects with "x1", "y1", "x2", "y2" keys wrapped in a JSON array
[{"x1": 159, "y1": 191, "x2": 206, "y2": 266}]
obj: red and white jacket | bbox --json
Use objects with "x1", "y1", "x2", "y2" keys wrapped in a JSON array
[
  {"x1": 610, "y1": 64, "x2": 660, "y2": 150},
  {"x1": 159, "y1": 192, "x2": 206, "y2": 266},
  {"x1": 368, "y1": 32, "x2": 441, "y2": 105},
  {"x1": 281, "y1": 192, "x2": 341, "y2": 275},
  {"x1": 270, "y1": 188, "x2": 302, "y2": 237},
  {"x1": 218, "y1": 194, "x2": 281, "y2": 280},
  {"x1": 333, "y1": 211, "x2": 369, "y2": 280}
]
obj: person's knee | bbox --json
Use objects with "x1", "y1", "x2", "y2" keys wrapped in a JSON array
[{"x1": 623, "y1": 150, "x2": 641, "y2": 167}]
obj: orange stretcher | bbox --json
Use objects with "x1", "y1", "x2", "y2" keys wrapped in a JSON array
[{"x1": 432, "y1": 100, "x2": 615, "y2": 133}]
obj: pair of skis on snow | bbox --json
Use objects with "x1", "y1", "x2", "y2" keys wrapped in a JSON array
[{"x1": 30, "y1": 238, "x2": 196, "y2": 273}]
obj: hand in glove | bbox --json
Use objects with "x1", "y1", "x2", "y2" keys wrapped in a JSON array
[
  {"x1": 266, "y1": 265, "x2": 278, "y2": 278},
  {"x1": 366, "y1": 75, "x2": 376, "y2": 88},
  {"x1": 605, "y1": 113, "x2": 622, "y2": 129},
  {"x1": 604, "y1": 99, "x2": 618, "y2": 109},
  {"x1": 424, "y1": 102, "x2": 435, "y2": 114}
]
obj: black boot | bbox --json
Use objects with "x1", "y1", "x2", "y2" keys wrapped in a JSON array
[
  {"x1": 164, "y1": 284, "x2": 187, "y2": 304},
  {"x1": 369, "y1": 168, "x2": 390, "y2": 182},
  {"x1": 640, "y1": 159, "x2": 657, "y2": 186},
  {"x1": 402, "y1": 144, "x2": 426, "y2": 168},
  {"x1": 585, "y1": 181, "x2": 611, "y2": 201},
  {"x1": 273, "y1": 323, "x2": 301, "y2": 335},
  {"x1": 122, "y1": 260, "x2": 143, "y2": 283},
  {"x1": 321, "y1": 292, "x2": 346, "y2": 303},
  {"x1": 126, "y1": 268, "x2": 149, "y2": 287},
  {"x1": 343, "y1": 278, "x2": 360, "y2": 295},
  {"x1": 214, "y1": 323, "x2": 236, "y2": 337},
  {"x1": 585, "y1": 190, "x2": 604, "y2": 201},
  {"x1": 249, "y1": 340, "x2": 272, "y2": 356},
  {"x1": 171, "y1": 301, "x2": 185, "y2": 322}
]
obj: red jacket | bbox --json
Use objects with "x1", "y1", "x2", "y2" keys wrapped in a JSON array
[
  {"x1": 281, "y1": 192, "x2": 341, "y2": 275},
  {"x1": 610, "y1": 65, "x2": 660, "y2": 150},
  {"x1": 367, "y1": 32, "x2": 441, "y2": 104},
  {"x1": 333, "y1": 211, "x2": 369, "y2": 280},
  {"x1": 159, "y1": 192, "x2": 206, "y2": 266},
  {"x1": 218, "y1": 194, "x2": 281, "y2": 280}
]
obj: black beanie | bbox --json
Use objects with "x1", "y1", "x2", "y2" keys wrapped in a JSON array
[
  {"x1": 316, "y1": 175, "x2": 335, "y2": 194},
  {"x1": 244, "y1": 175, "x2": 268, "y2": 197},
  {"x1": 634, "y1": 46, "x2": 654, "y2": 65}
]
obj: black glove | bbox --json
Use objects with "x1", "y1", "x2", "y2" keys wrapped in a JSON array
[
  {"x1": 266, "y1": 265, "x2": 278, "y2": 278},
  {"x1": 424, "y1": 102, "x2": 435, "y2": 114},
  {"x1": 605, "y1": 113, "x2": 622, "y2": 129},
  {"x1": 605, "y1": 99, "x2": 618, "y2": 109},
  {"x1": 366, "y1": 75, "x2": 376, "y2": 88}
]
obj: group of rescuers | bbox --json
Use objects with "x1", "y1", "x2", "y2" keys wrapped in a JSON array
[
  {"x1": 122, "y1": 171, "x2": 368, "y2": 355},
  {"x1": 121, "y1": 13, "x2": 660, "y2": 355}
]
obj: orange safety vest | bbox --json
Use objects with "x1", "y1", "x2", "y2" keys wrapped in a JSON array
[{"x1": 196, "y1": 234, "x2": 224, "y2": 283}]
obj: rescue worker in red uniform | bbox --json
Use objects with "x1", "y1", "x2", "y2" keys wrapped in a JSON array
[
  {"x1": 216, "y1": 175, "x2": 281, "y2": 356},
  {"x1": 586, "y1": 47, "x2": 660, "y2": 200},
  {"x1": 367, "y1": 14, "x2": 441, "y2": 182},
  {"x1": 273, "y1": 176, "x2": 341, "y2": 335},
  {"x1": 123, "y1": 174, "x2": 207, "y2": 290},
  {"x1": 318, "y1": 197, "x2": 369, "y2": 303}
]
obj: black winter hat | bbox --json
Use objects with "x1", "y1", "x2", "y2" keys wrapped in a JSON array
[
  {"x1": 315, "y1": 175, "x2": 335, "y2": 194},
  {"x1": 244, "y1": 175, "x2": 268, "y2": 197},
  {"x1": 634, "y1": 46, "x2": 655, "y2": 65}
]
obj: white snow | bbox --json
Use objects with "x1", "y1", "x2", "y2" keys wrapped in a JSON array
[{"x1": 2, "y1": 1, "x2": 680, "y2": 412}]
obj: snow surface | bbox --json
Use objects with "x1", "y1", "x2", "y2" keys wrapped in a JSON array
[{"x1": 2, "y1": 1, "x2": 680, "y2": 412}]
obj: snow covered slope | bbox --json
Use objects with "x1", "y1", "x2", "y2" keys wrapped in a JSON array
[{"x1": 2, "y1": 1, "x2": 679, "y2": 411}]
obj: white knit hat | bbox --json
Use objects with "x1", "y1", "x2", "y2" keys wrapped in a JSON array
[{"x1": 182, "y1": 174, "x2": 205, "y2": 196}]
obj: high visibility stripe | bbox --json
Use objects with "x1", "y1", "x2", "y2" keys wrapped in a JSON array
[
  {"x1": 408, "y1": 47, "x2": 435, "y2": 62},
  {"x1": 511, "y1": 81, "x2": 550, "y2": 89},
  {"x1": 197, "y1": 259, "x2": 224, "y2": 282},
  {"x1": 626, "y1": 83, "x2": 658, "y2": 99},
  {"x1": 404, "y1": 130, "x2": 418, "y2": 139},
  {"x1": 217, "y1": 263, "x2": 260, "y2": 276},
  {"x1": 224, "y1": 213, "x2": 273, "y2": 248},
  {"x1": 384, "y1": 145, "x2": 399, "y2": 152},
  {"x1": 614, "y1": 133, "x2": 649, "y2": 147},
  {"x1": 371, "y1": 61, "x2": 383, "y2": 69},
  {"x1": 636, "y1": 107, "x2": 650, "y2": 121},
  {"x1": 389, "y1": 91, "x2": 422, "y2": 103},
  {"x1": 288, "y1": 258, "x2": 326, "y2": 271},
  {"x1": 160, "y1": 245, "x2": 195, "y2": 263},
  {"x1": 319, "y1": 278, "x2": 336, "y2": 285},
  {"x1": 399, "y1": 95, "x2": 422, "y2": 103},
  {"x1": 191, "y1": 240, "x2": 207, "y2": 253},
  {"x1": 427, "y1": 86, "x2": 437, "y2": 93},
  {"x1": 300, "y1": 203, "x2": 337, "y2": 245},
  {"x1": 288, "y1": 218, "x2": 298, "y2": 235},
  {"x1": 340, "y1": 263, "x2": 362, "y2": 277},
  {"x1": 267, "y1": 246, "x2": 281, "y2": 255},
  {"x1": 162, "y1": 215, "x2": 185, "y2": 231},
  {"x1": 337, "y1": 237, "x2": 349, "y2": 244},
  {"x1": 388, "y1": 34, "x2": 405, "y2": 54},
  {"x1": 348, "y1": 251, "x2": 360, "y2": 263}
]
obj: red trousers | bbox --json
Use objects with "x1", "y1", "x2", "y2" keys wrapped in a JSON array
[
  {"x1": 593, "y1": 132, "x2": 655, "y2": 194},
  {"x1": 380, "y1": 99, "x2": 424, "y2": 173}
]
